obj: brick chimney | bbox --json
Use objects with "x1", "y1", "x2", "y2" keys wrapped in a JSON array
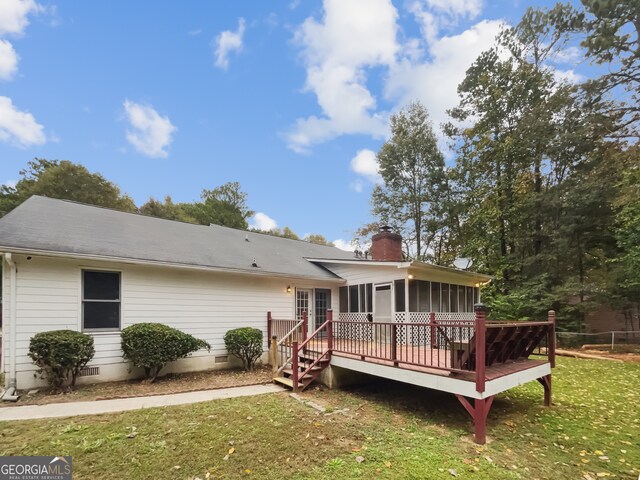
[{"x1": 370, "y1": 226, "x2": 403, "y2": 262}]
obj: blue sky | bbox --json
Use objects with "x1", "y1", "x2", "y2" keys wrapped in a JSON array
[{"x1": 0, "y1": 0, "x2": 580, "y2": 249}]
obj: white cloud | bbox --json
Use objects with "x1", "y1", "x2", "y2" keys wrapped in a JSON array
[
  {"x1": 333, "y1": 238, "x2": 355, "y2": 252},
  {"x1": 553, "y1": 68, "x2": 583, "y2": 85},
  {"x1": 0, "y1": 95, "x2": 45, "y2": 147},
  {"x1": 213, "y1": 18, "x2": 245, "y2": 70},
  {"x1": 350, "y1": 148, "x2": 381, "y2": 185},
  {"x1": 3, "y1": 179, "x2": 17, "y2": 188},
  {"x1": 385, "y1": 19, "x2": 504, "y2": 129},
  {"x1": 0, "y1": 0, "x2": 42, "y2": 36},
  {"x1": 285, "y1": 0, "x2": 398, "y2": 153},
  {"x1": 286, "y1": 0, "x2": 505, "y2": 154},
  {"x1": 409, "y1": 0, "x2": 482, "y2": 41},
  {"x1": 250, "y1": 212, "x2": 277, "y2": 231},
  {"x1": 123, "y1": 100, "x2": 176, "y2": 158},
  {"x1": 0, "y1": 39, "x2": 18, "y2": 80},
  {"x1": 349, "y1": 179, "x2": 363, "y2": 193},
  {"x1": 188, "y1": 28, "x2": 202, "y2": 36},
  {"x1": 551, "y1": 45, "x2": 582, "y2": 64}
]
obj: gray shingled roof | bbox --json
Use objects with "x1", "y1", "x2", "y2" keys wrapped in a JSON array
[{"x1": 0, "y1": 196, "x2": 357, "y2": 280}]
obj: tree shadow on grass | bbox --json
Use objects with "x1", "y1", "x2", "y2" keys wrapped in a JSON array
[{"x1": 334, "y1": 377, "x2": 545, "y2": 432}]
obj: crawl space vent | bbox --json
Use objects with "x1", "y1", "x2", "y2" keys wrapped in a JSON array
[
  {"x1": 215, "y1": 355, "x2": 229, "y2": 364},
  {"x1": 80, "y1": 366, "x2": 100, "y2": 377}
]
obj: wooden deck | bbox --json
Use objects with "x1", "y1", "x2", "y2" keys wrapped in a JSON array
[
  {"x1": 310, "y1": 339, "x2": 547, "y2": 382},
  {"x1": 269, "y1": 308, "x2": 556, "y2": 445}
]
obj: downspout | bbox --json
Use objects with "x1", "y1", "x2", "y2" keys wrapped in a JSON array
[{"x1": 2, "y1": 253, "x2": 19, "y2": 400}]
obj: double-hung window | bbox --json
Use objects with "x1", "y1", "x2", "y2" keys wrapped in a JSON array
[{"x1": 82, "y1": 270, "x2": 121, "y2": 330}]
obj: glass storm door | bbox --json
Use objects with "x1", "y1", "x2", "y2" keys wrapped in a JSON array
[
  {"x1": 374, "y1": 284, "x2": 392, "y2": 343},
  {"x1": 314, "y1": 289, "x2": 331, "y2": 331},
  {"x1": 296, "y1": 289, "x2": 312, "y2": 327}
]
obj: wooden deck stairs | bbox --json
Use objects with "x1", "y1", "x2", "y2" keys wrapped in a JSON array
[
  {"x1": 271, "y1": 313, "x2": 333, "y2": 392},
  {"x1": 273, "y1": 350, "x2": 330, "y2": 391}
]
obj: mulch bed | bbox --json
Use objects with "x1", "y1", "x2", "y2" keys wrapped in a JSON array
[{"x1": 2, "y1": 365, "x2": 274, "y2": 407}]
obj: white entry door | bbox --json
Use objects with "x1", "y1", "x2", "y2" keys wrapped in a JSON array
[
  {"x1": 374, "y1": 284, "x2": 392, "y2": 343},
  {"x1": 296, "y1": 288, "x2": 313, "y2": 329}
]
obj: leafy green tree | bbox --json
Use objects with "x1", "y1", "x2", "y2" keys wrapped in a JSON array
[
  {"x1": 182, "y1": 181, "x2": 254, "y2": 229},
  {"x1": 444, "y1": 8, "x2": 622, "y2": 326},
  {"x1": 562, "y1": 0, "x2": 639, "y2": 141},
  {"x1": 253, "y1": 226, "x2": 300, "y2": 240},
  {"x1": 139, "y1": 195, "x2": 194, "y2": 223},
  {"x1": 304, "y1": 234, "x2": 331, "y2": 246},
  {"x1": 0, "y1": 159, "x2": 136, "y2": 216},
  {"x1": 612, "y1": 153, "x2": 640, "y2": 306},
  {"x1": 370, "y1": 101, "x2": 447, "y2": 261}
]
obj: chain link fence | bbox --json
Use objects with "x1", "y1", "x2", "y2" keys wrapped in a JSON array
[{"x1": 556, "y1": 331, "x2": 640, "y2": 350}]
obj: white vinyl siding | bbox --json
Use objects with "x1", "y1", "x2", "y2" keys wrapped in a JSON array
[{"x1": 4, "y1": 254, "x2": 338, "y2": 389}]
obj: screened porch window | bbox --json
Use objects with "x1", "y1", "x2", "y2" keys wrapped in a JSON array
[
  {"x1": 339, "y1": 283, "x2": 373, "y2": 313},
  {"x1": 82, "y1": 270, "x2": 121, "y2": 330}
]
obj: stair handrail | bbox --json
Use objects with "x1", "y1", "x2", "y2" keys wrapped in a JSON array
[
  {"x1": 298, "y1": 318, "x2": 330, "y2": 350},
  {"x1": 277, "y1": 319, "x2": 305, "y2": 346},
  {"x1": 275, "y1": 312, "x2": 307, "y2": 376},
  {"x1": 295, "y1": 311, "x2": 333, "y2": 384}
]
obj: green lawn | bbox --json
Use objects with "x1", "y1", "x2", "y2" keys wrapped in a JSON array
[{"x1": 0, "y1": 357, "x2": 638, "y2": 479}]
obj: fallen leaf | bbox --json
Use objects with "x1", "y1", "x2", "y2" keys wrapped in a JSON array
[
  {"x1": 448, "y1": 468, "x2": 458, "y2": 477},
  {"x1": 355, "y1": 456, "x2": 364, "y2": 464},
  {"x1": 228, "y1": 447, "x2": 235, "y2": 455},
  {"x1": 384, "y1": 461, "x2": 392, "y2": 468}
]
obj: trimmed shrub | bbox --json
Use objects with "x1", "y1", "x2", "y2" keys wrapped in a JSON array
[
  {"x1": 224, "y1": 327, "x2": 263, "y2": 371},
  {"x1": 121, "y1": 323, "x2": 210, "y2": 382},
  {"x1": 28, "y1": 330, "x2": 95, "y2": 392}
]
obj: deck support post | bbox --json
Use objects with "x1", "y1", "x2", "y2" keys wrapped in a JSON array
[
  {"x1": 537, "y1": 374, "x2": 552, "y2": 406},
  {"x1": 455, "y1": 394, "x2": 494, "y2": 445},
  {"x1": 291, "y1": 341, "x2": 299, "y2": 392},
  {"x1": 547, "y1": 310, "x2": 556, "y2": 368},
  {"x1": 474, "y1": 304, "x2": 487, "y2": 393},
  {"x1": 391, "y1": 323, "x2": 398, "y2": 367},
  {"x1": 302, "y1": 311, "x2": 308, "y2": 341},
  {"x1": 270, "y1": 335, "x2": 278, "y2": 373},
  {"x1": 327, "y1": 310, "x2": 333, "y2": 353},
  {"x1": 267, "y1": 311, "x2": 272, "y2": 343},
  {"x1": 429, "y1": 312, "x2": 436, "y2": 347}
]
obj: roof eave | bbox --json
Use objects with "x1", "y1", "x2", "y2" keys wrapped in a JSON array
[
  {"x1": 306, "y1": 258, "x2": 412, "y2": 268},
  {"x1": 0, "y1": 246, "x2": 347, "y2": 284},
  {"x1": 409, "y1": 261, "x2": 493, "y2": 282}
]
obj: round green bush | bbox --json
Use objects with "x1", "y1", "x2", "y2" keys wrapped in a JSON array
[
  {"x1": 121, "y1": 323, "x2": 210, "y2": 381},
  {"x1": 28, "y1": 330, "x2": 95, "y2": 391},
  {"x1": 224, "y1": 327, "x2": 263, "y2": 371}
]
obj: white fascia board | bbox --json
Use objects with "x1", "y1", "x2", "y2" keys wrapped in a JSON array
[{"x1": 0, "y1": 246, "x2": 346, "y2": 284}]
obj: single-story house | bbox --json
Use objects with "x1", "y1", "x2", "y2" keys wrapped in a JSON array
[
  {"x1": 1, "y1": 196, "x2": 558, "y2": 443},
  {"x1": 0, "y1": 196, "x2": 490, "y2": 390}
]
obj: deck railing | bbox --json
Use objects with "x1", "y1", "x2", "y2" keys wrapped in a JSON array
[
  {"x1": 268, "y1": 306, "x2": 556, "y2": 394},
  {"x1": 332, "y1": 318, "x2": 477, "y2": 374},
  {"x1": 268, "y1": 312, "x2": 307, "y2": 376},
  {"x1": 333, "y1": 306, "x2": 556, "y2": 393},
  {"x1": 291, "y1": 311, "x2": 333, "y2": 389}
]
